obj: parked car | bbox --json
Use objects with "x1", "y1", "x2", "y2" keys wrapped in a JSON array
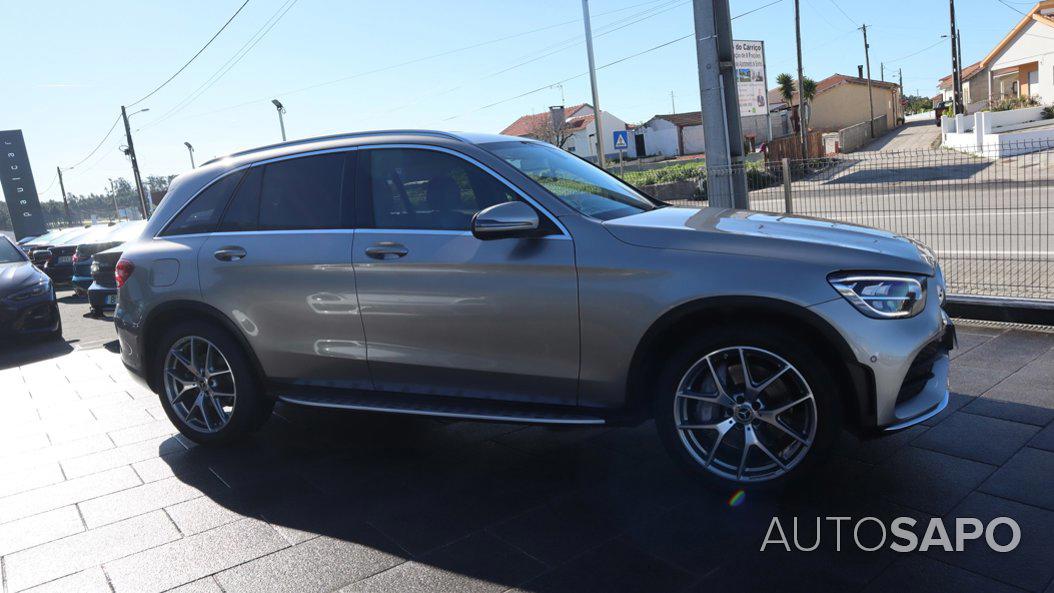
[
  {"x1": 0, "y1": 235, "x2": 61, "y2": 341},
  {"x1": 21, "y1": 227, "x2": 82, "y2": 263},
  {"x1": 72, "y1": 221, "x2": 145, "y2": 296},
  {"x1": 115, "y1": 130, "x2": 953, "y2": 488},
  {"x1": 86, "y1": 223, "x2": 146, "y2": 316},
  {"x1": 26, "y1": 226, "x2": 100, "y2": 271},
  {"x1": 41, "y1": 223, "x2": 120, "y2": 285}
]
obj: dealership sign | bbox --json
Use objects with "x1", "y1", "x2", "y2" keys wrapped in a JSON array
[
  {"x1": 733, "y1": 40, "x2": 768, "y2": 117},
  {"x1": 0, "y1": 129, "x2": 47, "y2": 240}
]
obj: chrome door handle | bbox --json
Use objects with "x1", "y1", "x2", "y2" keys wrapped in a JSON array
[
  {"x1": 365, "y1": 242, "x2": 408, "y2": 260},
  {"x1": 213, "y1": 246, "x2": 247, "y2": 262}
]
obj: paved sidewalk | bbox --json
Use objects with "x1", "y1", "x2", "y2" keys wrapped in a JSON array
[
  {"x1": 1, "y1": 324, "x2": 1053, "y2": 593},
  {"x1": 859, "y1": 120, "x2": 941, "y2": 152}
]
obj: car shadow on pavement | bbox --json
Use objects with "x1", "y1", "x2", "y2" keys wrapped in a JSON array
[
  {"x1": 0, "y1": 338, "x2": 74, "y2": 371},
  {"x1": 154, "y1": 389, "x2": 1054, "y2": 591}
]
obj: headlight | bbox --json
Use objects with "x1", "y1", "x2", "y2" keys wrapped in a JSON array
[
  {"x1": 829, "y1": 274, "x2": 926, "y2": 319},
  {"x1": 5, "y1": 279, "x2": 51, "y2": 303}
]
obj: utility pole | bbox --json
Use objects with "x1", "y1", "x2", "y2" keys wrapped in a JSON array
[
  {"x1": 793, "y1": 0, "x2": 808, "y2": 159},
  {"x1": 581, "y1": 0, "x2": 606, "y2": 168},
  {"x1": 670, "y1": 90, "x2": 676, "y2": 113},
  {"x1": 692, "y1": 0, "x2": 748, "y2": 208},
  {"x1": 880, "y1": 62, "x2": 885, "y2": 82},
  {"x1": 108, "y1": 179, "x2": 120, "y2": 220},
  {"x1": 56, "y1": 167, "x2": 72, "y2": 225},
  {"x1": 899, "y1": 67, "x2": 904, "y2": 121},
  {"x1": 120, "y1": 106, "x2": 149, "y2": 220},
  {"x1": 860, "y1": 25, "x2": 876, "y2": 138},
  {"x1": 949, "y1": 0, "x2": 963, "y2": 114},
  {"x1": 957, "y1": 28, "x2": 964, "y2": 103}
]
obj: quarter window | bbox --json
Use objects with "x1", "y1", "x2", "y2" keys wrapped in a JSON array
[
  {"x1": 258, "y1": 154, "x2": 344, "y2": 230},
  {"x1": 367, "y1": 149, "x2": 517, "y2": 231},
  {"x1": 162, "y1": 171, "x2": 245, "y2": 236}
]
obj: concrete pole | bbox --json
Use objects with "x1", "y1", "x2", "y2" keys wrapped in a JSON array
[
  {"x1": 121, "y1": 106, "x2": 150, "y2": 219},
  {"x1": 949, "y1": 0, "x2": 963, "y2": 114},
  {"x1": 860, "y1": 25, "x2": 876, "y2": 138},
  {"x1": 56, "y1": 167, "x2": 72, "y2": 226},
  {"x1": 692, "y1": 0, "x2": 748, "y2": 208},
  {"x1": 581, "y1": 0, "x2": 606, "y2": 168},
  {"x1": 793, "y1": 0, "x2": 808, "y2": 159}
]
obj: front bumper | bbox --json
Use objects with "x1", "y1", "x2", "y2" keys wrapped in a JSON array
[
  {"x1": 0, "y1": 292, "x2": 60, "y2": 338},
  {"x1": 809, "y1": 291, "x2": 953, "y2": 433}
]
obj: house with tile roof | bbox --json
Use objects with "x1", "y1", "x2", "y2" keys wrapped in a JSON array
[
  {"x1": 937, "y1": 1, "x2": 1054, "y2": 111},
  {"x1": 788, "y1": 74, "x2": 902, "y2": 134},
  {"x1": 636, "y1": 110, "x2": 787, "y2": 157},
  {"x1": 499, "y1": 104, "x2": 637, "y2": 159}
]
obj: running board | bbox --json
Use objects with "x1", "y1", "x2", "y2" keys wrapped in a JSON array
[{"x1": 276, "y1": 392, "x2": 606, "y2": 425}]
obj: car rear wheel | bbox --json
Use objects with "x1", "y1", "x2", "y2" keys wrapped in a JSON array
[
  {"x1": 154, "y1": 321, "x2": 272, "y2": 445},
  {"x1": 654, "y1": 326, "x2": 841, "y2": 489}
]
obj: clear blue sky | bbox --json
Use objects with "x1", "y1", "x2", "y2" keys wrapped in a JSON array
[{"x1": 6, "y1": 0, "x2": 1030, "y2": 201}]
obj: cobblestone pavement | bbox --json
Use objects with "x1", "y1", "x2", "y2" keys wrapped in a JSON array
[{"x1": 1, "y1": 323, "x2": 1053, "y2": 593}]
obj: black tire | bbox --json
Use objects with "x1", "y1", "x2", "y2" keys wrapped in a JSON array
[
  {"x1": 153, "y1": 320, "x2": 273, "y2": 446},
  {"x1": 654, "y1": 324, "x2": 842, "y2": 491}
]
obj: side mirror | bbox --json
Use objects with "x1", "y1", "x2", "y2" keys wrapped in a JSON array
[
  {"x1": 32, "y1": 249, "x2": 52, "y2": 266},
  {"x1": 471, "y1": 201, "x2": 540, "y2": 240}
]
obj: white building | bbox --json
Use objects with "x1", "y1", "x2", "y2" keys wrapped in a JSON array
[
  {"x1": 636, "y1": 111, "x2": 781, "y2": 157},
  {"x1": 500, "y1": 104, "x2": 637, "y2": 159}
]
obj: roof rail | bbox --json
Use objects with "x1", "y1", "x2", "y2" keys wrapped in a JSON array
[{"x1": 200, "y1": 130, "x2": 467, "y2": 166}]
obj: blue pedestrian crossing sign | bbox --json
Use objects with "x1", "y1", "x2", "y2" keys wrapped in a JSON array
[{"x1": 612, "y1": 130, "x2": 629, "y2": 151}]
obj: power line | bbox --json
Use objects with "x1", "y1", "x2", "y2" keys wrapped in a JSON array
[
  {"x1": 885, "y1": 37, "x2": 948, "y2": 64},
  {"x1": 827, "y1": 0, "x2": 857, "y2": 25},
  {"x1": 994, "y1": 0, "x2": 1026, "y2": 14},
  {"x1": 148, "y1": 0, "x2": 675, "y2": 126},
  {"x1": 734, "y1": 0, "x2": 785, "y2": 20},
  {"x1": 127, "y1": 0, "x2": 252, "y2": 107},
  {"x1": 63, "y1": 114, "x2": 122, "y2": 171},
  {"x1": 139, "y1": 0, "x2": 300, "y2": 130}
]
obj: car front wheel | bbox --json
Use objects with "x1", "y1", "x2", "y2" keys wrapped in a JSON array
[{"x1": 654, "y1": 327, "x2": 841, "y2": 489}]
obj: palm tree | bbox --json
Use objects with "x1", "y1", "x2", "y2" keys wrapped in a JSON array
[{"x1": 775, "y1": 73, "x2": 796, "y2": 104}]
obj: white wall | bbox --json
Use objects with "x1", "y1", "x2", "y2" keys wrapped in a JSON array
[
  {"x1": 682, "y1": 125, "x2": 705, "y2": 154},
  {"x1": 990, "y1": 20, "x2": 1054, "y2": 103},
  {"x1": 641, "y1": 119, "x2": 679, "y2": 156},
  {"x1": 567, "y1": 110, "x2": 636, "y2": 158}
]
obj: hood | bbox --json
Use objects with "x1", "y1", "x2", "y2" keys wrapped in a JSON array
[
  {"x1": 603, "y1": 207, "x2": 934, "y2": 275},
  {"x1": 0, "y1": 260, "x2": 47, "y2": 295}
]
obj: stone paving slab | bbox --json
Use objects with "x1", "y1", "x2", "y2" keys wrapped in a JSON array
[{"x1": 0, "y1": 323, "x2": 1052, "y2": 592}]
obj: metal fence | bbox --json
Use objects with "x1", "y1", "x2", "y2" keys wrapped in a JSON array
[{"x1": 617, "y1": 141, "x2": 1054, "y2": 301}]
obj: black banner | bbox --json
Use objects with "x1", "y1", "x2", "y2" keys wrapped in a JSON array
[{"x1": 1, "y1": 129, "x2": 47, "y2": 240}]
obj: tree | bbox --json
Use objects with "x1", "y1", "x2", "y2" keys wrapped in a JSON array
[
  {"x1": 775, "y1": 73, "x2": 816, "y2": 104},
  {"x1": 526, "y1": 117, "x2": 575, "y2": 150}
]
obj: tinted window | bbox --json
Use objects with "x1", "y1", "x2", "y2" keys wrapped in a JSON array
[
  {"x1": 162, "y1": 171, "x2": 245, "y2": 236},
  {"x1": 0, "y1": 238, "x2": 26, "y2": 263},
  {"x1": 258, "y1": 154, "x2": 344, "y2": 230},
  {"x1": 368, "y1": 149, "x2": 517, "y2": 231},
  {"x1": 218, "y1": 167, "x2": 262, "y2": 232}
]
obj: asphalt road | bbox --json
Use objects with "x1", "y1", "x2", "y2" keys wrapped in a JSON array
[{"x1": 56, "y1": 289, "x2": 118, "y2": 350}]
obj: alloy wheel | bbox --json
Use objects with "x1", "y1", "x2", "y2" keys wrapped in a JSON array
[
  {"x1": 674, "y1": 346, "x2": 817, "y2": 482},
  {"x1": 163, "y1": 336, "x2": 237, "y2": 433}
]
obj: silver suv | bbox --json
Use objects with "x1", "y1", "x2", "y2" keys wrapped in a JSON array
[{"x1": 115, "y1": 130, "x2": 953, "y2": 488}]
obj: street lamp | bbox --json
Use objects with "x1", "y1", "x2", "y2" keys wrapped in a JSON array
[
  {"x1": 271, "y1": 99, "x2": 287, "y2": 141},
  {"x1": 184, "y1": 142, "x2": 195, "y2": 168}
]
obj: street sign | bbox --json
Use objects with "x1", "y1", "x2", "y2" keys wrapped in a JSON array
[
  {"x1": 612, "y1": 130, "x2": 629, "y2": 151},
  {"x1": 0, "y1": 130, "x2": 46, "y2": 240}
]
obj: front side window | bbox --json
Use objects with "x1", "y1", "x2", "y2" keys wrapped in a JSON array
[
  {"x1": 481, "y1": 140, "x2": 658, "y2": 220},
  {"x1": 258, "y1": 154, "x2": 344, "y2": 230},
  {"x1": 162, "y1": 171, "x2": 245, "y2": 236},
  {"x1": 367, "y1": 148, "x2": 517, "y2": 231}
]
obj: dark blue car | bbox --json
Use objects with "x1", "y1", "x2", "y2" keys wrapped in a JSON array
[{"x1": 0, "y1": 235, "x2": 61, "y2": 341}]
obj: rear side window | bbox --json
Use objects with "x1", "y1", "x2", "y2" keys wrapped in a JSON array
[
  {"x1": 258, "y1": 154, "x2": 345, "y2": 230},
  {"x1": 162, "y1": 171, "x2": 245, "y2": 236},
  {"x1": 218, "y1": 167, "x2": 262, "y2": 232}
]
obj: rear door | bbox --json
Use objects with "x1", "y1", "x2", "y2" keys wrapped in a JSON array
[
  {"x1": 198, "y1": 150, "x2": 371, "y2": 389},
  {"x1": 352, "y1": 146, "x2": 580, "y2": 405}
]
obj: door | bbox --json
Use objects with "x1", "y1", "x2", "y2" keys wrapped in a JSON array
[
  {"x1": 353, "y1": 147, "x2": 579, "y2": 405},
  {"x1": 198, "y1": 151, "x2": 371, "y2": 389}
]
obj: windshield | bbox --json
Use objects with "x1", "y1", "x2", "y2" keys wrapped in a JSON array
[
  {"x1": 481, "y1": 140, "x2": 658, "y2": 220},
  {"x1": 0, "y1": 238, "x2": 27, "y2": 263}
]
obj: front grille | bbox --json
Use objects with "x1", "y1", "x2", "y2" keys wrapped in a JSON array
[
  {"x1": 14, "y1": 303, "x2": 55, "y2": 332},
  {"x1": 896, "y1": 338, "x2": 943, "y2": 406}
]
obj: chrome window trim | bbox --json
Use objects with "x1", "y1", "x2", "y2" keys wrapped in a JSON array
[{"x1": 157, "y1": 142, "x2": 571, "y2": 239}]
